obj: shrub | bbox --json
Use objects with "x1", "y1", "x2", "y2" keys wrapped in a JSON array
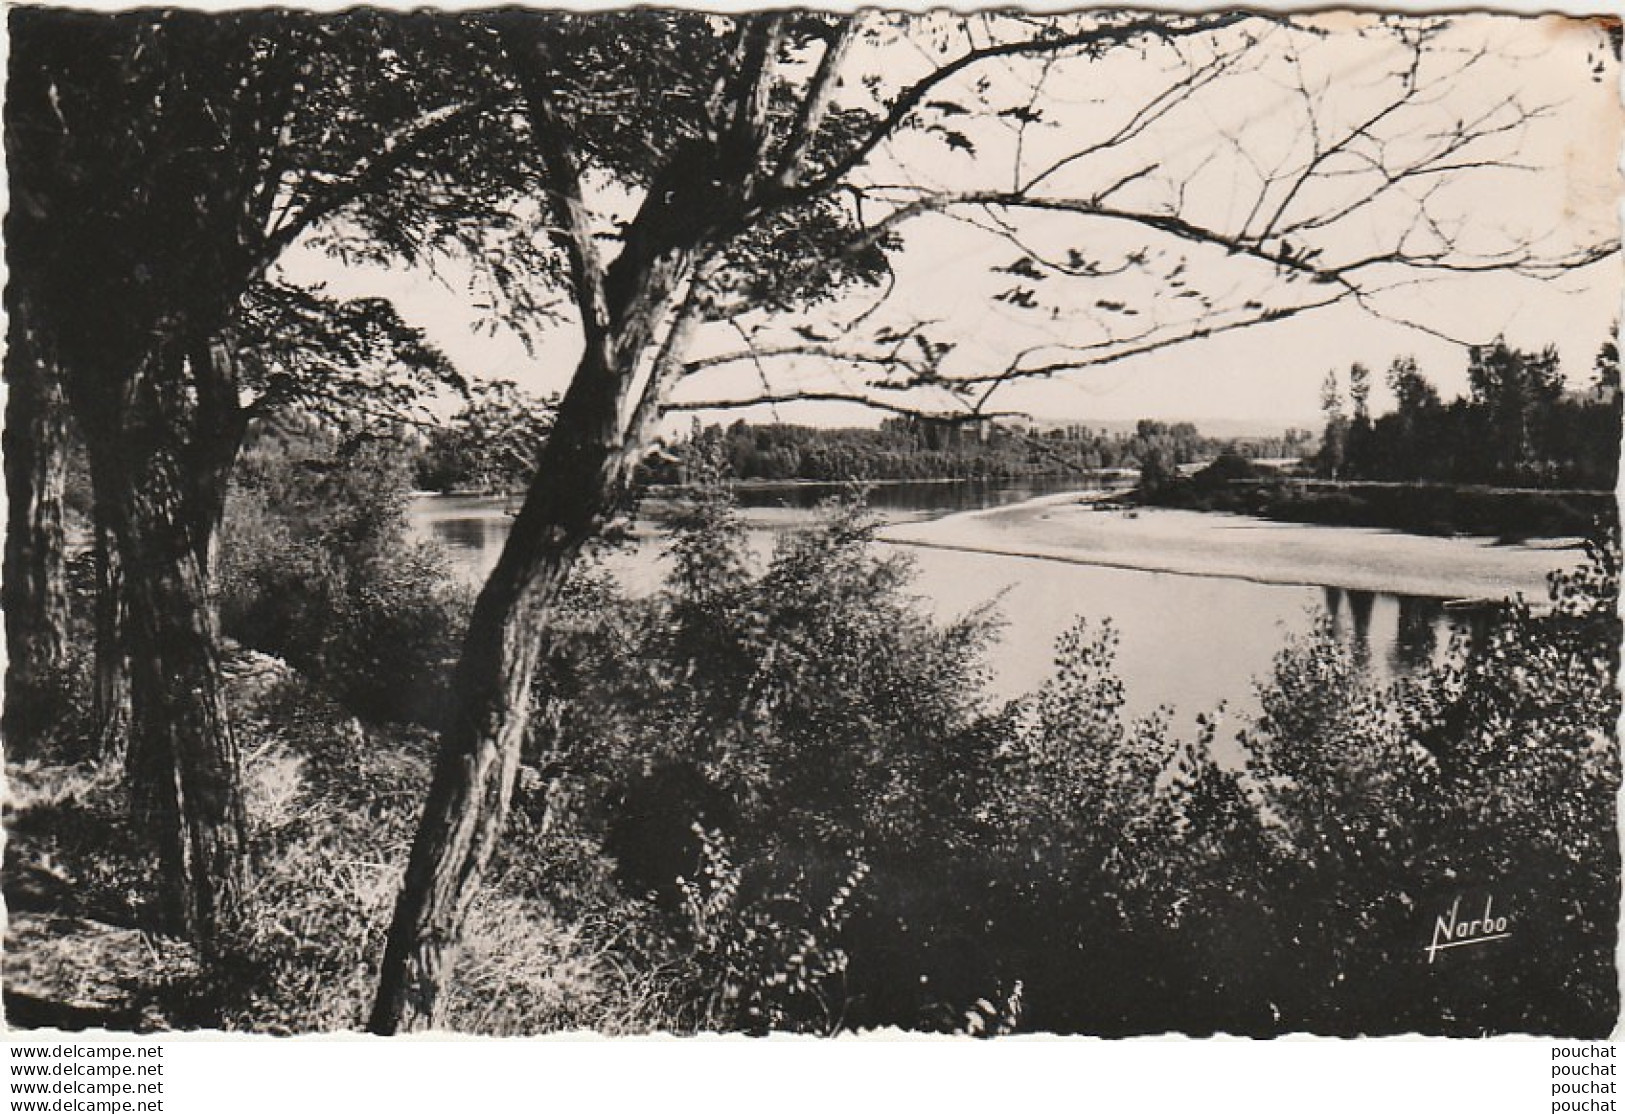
[
  {"x1": 1233, "y1": 526, "x2": 1621, "y2": 1035},
  {"x1": 525, "y1": 479, "x2": 1013, "y2": 1031},
  {"x1": 216, "y1": 425, "x2": 469, "y2": 725}
]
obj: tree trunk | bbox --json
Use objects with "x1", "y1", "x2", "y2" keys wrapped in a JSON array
[
  {"x1": 92, "y1": 496, "x2": 131, "y2": 758},
  {"x1": 2, "y1": 311, "x2": 70, "y2": 753},
  {"x1": 76, "y1": 337, "x2": 248, "y2": 947},
  {"x1": 102, "y1": 450, "x2": 247, "y2": 944},
  {"x1": 369, "y1": 22, "x2": 756, "y2": 1029},
  {"x1": 369, "y1": 339, "x2": 650, "y2": 1033}
]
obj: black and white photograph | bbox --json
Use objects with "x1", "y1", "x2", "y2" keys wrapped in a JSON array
[{"x1": 2, "y1": 1, "x2": 1620, "y2": 1045}]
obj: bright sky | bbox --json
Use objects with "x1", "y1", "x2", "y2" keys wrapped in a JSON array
[{"x1": 282, "y1": 8, "x2": 1623, "y2": 431}]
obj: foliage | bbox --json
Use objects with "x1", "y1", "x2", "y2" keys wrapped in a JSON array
[
  {"x1": 1234, "y1": 526, "x2": 1620, "y2": 1035},
  {"x1": 234, "y1": 281, "x2": 465, "y2": 440},
  {"x1": 215, "y1": 421, "x2": 470, "y2": 724},
  {"x1": 492, "y1": 478, "x2": 1621, "y2": 1035},
  {"x1": 412, "y1": 378, "x2": 555, "y2": 493},
  {"x1": 666, "y1": 828, "x2": 867, "y2": 1034},
  {"x1": 148, "y1": 669, "x2": 667, "y2": 1034},
  {"x1": 1322, "y1": 341, "x2": 1620, "y2": 489},
  {"x1": 654, "y1": 417, "x2": 1258, "y2": 486},
  {"x1": 11, "y1": 4, "x2": 1618, "y2": 1035},
  {"x1": 10, "y1": 468, "x2": 1618, "y2": 1035},
  {"x1": 1142, "y1": 474, "x2": 1608, "y2": 540},
  {"x1": 973, "y1": 621, "x2": 1274, "y2": 1033},
  {"x1": 516, "y1": 468, "x2": 1013, "y2": 1031}
]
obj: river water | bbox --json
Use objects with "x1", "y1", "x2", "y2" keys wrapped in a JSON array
[{"x1": 409, "y1": 480, "x2": 1504, "y2": 723}]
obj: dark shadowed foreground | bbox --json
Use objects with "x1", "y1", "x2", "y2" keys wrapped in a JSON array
[{"x1": 6, "y1": 439, "x2": 1617, "y2": 1035}]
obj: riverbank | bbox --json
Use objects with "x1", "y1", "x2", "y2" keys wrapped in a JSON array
[
  {"x1": 878, "y1": 492, "x2": 1582, "y2": 601},
  {"x1": 1131, "y1": 469, "x2": 1612, "y2": 541}
]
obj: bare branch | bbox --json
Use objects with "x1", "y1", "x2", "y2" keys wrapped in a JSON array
[
  {"x1": 945, "y1": 292, "x2": 1352, "y2": 389},
  {"x1": 667, "y1": 390, "x2": 1008, "y2": 423},
  {"x1": 779, "y1": 11, "x2": 1254, "y2": 206}
]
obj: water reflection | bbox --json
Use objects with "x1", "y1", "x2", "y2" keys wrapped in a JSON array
[
  {"x1": 434, "y1": 514, "x2": 505, "y2": 554},
  {"x1": 1322, "y1": 586, "x2": 1478, "y2": 686},
  {"x1": 1394, "y1": 596, "x2": 1442, "y2": 673}
]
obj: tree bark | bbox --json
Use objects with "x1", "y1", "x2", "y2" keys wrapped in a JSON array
[
  {"x1": 368, "y1": 337, "x2": 658, "y2": 1032},
  {"x1": 2, "y1": 307, "x2": 70, "y2": 753},
  {"x1": 115, "y1": 487, "x2": 247, "y2": 944},
  {"x1": 77, "y1": 338, "x2": 248, "y2": 946},
  {"x1": 92, "y1": 493, "x2": 131, "y2": 759}
]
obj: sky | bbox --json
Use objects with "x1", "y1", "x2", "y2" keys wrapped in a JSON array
[{"x1": 282, "y1": 7, "x2": 1623, "y2": 432}]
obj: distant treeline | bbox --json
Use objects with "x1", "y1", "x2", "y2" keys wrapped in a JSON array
[
  {"x1": 1136, "y1": 339, "x2": 1622, "y2": 539},
  {"x1": 645, "y1": 417, "x2": 1312, "y2": 486},
  {"x1": 1318, "y1": 339, "x2": 1620, "y2": 490},
  {"x1": 1141, "y1": 455, "x2": 1613, "y2": 539}
]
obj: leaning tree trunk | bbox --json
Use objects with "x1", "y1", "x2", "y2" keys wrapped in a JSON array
[
  {"x1": 2, "y1": 309, "x2": 70, "y2": 754},
  {"x1": 368, "y1": 341, "x2": 649, "y2": 1033},
  {"x1": 369, "y1": 15, "x2": 770, "y2": 1030}
]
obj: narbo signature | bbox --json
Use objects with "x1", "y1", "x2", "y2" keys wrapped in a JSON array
[{"x1": 1426, "y1": 895, "x2": 1511, "y2": 964}]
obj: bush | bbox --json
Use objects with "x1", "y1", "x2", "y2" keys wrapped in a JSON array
[
  {"x1": 522, "y1": 476, "x2": 1014, "y2": 1031},
  {"x1": 1231, "y1": 527, "x2": 1621, "y2": 1035},
  {"x1": 216, "y1": 425, "x2": 469, "y2": 725},
  {"x1": 1192, "y1": 450, "x2": 1259, "y2": 491}
]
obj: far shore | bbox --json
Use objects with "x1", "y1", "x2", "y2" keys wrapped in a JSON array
[{"x1": 877, "y1": 491, "x2": 1583, "y2": 601}]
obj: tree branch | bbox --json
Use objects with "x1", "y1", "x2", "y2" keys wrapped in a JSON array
[
  {"x1": 783, "y1": 11, "x2": 1254, "y2": 207},
  {"x1": 769, "y1": 15, "x2": 865, "y2": 192},
  {"x1": 259, "y1": 93, "x2": 508, "y2": 269},
  {"x1": 495, "y1": 21, "x2": 614, "y2": 362}
]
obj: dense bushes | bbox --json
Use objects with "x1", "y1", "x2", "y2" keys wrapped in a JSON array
[
  {"x1": 215, "y1": 424, "x2": 469, "y2": 725},
  {"x1": 517, "y1": 465, "x2": 1011, "y2": 1031},
  {"x1": 511, "y1": 476, "x2": 1621, "y2": 1035},
  {"x1": 1232, "y1": 535, "x2": 1620, "y2": 1034},
  {"x1": 260, "y1": 471, "x2": 1625, "y2": 1034}
]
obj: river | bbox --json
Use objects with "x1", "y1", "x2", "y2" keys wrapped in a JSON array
[{"x1": 408, "y1": 480, "x2": 1579, "y2": 725}]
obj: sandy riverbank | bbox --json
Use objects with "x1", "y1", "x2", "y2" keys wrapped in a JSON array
[{"x1": 877, "y1": 491, "x2": 1586, "y2": 601}]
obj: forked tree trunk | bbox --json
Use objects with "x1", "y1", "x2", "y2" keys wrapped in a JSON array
[
  {"x1": 369, "y1": 342, "x2": 649, "y2": 1033},
  {"x1": 2, "y1": 310, "x2": 70, "y2": 753}
]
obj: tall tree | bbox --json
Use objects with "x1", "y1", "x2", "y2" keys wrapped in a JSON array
[
  {"x1": 1319, "y1": 369, "x2": 1348, "y2": 479},
  {"x1": 1344, "y1": 362, "x2": 1374, "y2": 475},
  {"x1": 370, "y1": 10, "x2": 1617, "y2": 1030},
  {"x1": 2, "y1": 298, "x2": 70, "y2": 751},
  {"x1": 5, "y1": 8, "x2": 518, "y2": 945},
  {"x1": 1467, "y1": 340, "x2": 1565, "y2": 479}
]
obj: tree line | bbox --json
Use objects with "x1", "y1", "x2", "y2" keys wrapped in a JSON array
[
  {"x1": 1318, "y1": 338, "x2": 1620, "y2": 490},
  {"x1": 409, "y1": 408, "x2": 1315, "y2": 494},
  {"x1": 640, "y1": 418, "x2": 1307, "y2": 486}
]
